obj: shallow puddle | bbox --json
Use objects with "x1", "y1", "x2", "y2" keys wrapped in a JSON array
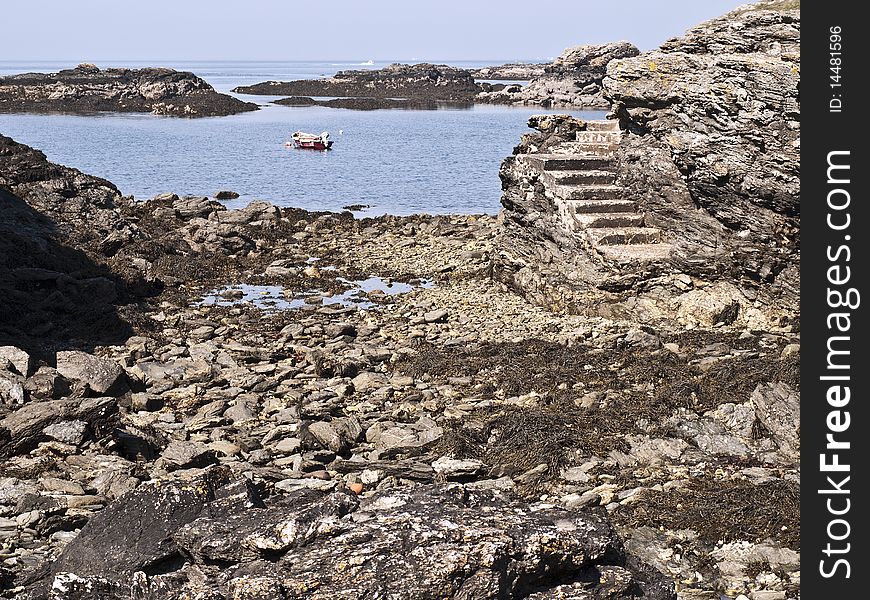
[{"x1": 199, "y1": 276, "x2": 433, "y2": 311}]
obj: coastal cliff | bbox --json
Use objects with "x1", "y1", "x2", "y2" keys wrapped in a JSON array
[
  {"x1": 495, "y1": 2, "x2": 800, "y2": 330},
  {"x1": 0, "y1": 64, "x2": 258, "y2": 117}
]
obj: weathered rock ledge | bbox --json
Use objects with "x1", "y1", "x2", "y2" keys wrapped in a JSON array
[
  {"x1": 471, "y1": 63, "x2": 548, "y2": 80},
  {"x1": 0, "y1": 64, "x2": 258, "y2": 118}
]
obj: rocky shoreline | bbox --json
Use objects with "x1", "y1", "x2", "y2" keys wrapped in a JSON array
[
  {"x1": 0, "y1": 64, "x2": 257, "y2": 118},
  {"x1": 2, "y1": 127, "x2": 798, "y2": 600},
  {"x1": 1, "y1": 3, "x2": 800, "y2": 599},
  {"x1": 477, "y1": 42, "x2": 640, "y2": 109}
]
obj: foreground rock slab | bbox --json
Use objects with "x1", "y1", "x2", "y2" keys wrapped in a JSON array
[{"x1": 23, "y1": 469, "x2": 674, "y2": 600}]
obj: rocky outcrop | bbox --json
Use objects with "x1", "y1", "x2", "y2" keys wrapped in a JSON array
[
  {"x1": 494, "y1": 2, "x2": 799, "y2": 330},
  {"x1": 477, "y1": 42, "x2": 639, "y2": 109},
  {"x1": 603, "y1": 3, "x2": 800, "y2": 311},
  {"x1": 0, "y1": 134, "x2": 134, "y2": 353},
  {"x1": 234, "y1": 63, "x2": 481, "y2": 103},
  {"x1": 0, "y1": 64, "x2": 258, "y2": 117},
  {"x1": 24, "y1": 469, "x2": 673, "y2": 600}
]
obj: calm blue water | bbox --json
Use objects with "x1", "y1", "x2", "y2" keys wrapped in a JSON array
[{"x1": 0, "y1": 61, "x2": 602, "y2": 215}]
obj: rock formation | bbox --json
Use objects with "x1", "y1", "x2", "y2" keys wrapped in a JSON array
[
  {"x1": 477, "y1": 42, "x2": 640, "y2": 109},
  {"x1": 495, "y1": 2, "x2": 800, "y2": 330},
  {"x1": 234, "y1": 63, "x2": 481, "y2": 104},
  {"x1": 0, "y1": 64, "x2": 258, "y2": 117}
]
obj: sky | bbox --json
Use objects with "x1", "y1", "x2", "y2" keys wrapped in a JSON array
[{"x1": 2, "y1": 0, "x2": 743, "y2": 63}]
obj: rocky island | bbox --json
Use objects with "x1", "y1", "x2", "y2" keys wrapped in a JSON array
[
  {"x1": 0, "y1": 64, "x2": 258, "y2": 118},
  {"x1": 1, "y1": 2, "x2": 800, "y2": 599},
  {"x1": 233, "y1": 63, "x2": 482, "y2": 107}
]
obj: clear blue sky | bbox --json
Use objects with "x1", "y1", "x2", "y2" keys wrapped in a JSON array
[{"x1": 3, "y1": 0, "x2": 743, "y2": 62}]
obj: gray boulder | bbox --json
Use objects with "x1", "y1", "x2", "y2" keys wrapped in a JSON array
[
  {"x1": 55, "y1": 350, "x2": 126, "y2": 395},
  {"x1": 0, "y1": 346, "x2": 32, "y2": 376}
]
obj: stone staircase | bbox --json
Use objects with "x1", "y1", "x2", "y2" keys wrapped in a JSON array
[{"x1": 516, "y1": 119, "x2": 672, "y2": 262}]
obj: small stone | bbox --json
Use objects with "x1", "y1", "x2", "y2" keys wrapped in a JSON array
[
  {"x1": 432, "y1": 456, "x2": 484, "y2": 479},
  {"x1": 158, "y1": 441, "x2": 218, "y2": 470},
  {"x1": 780, "y1": 343, "x2": 800, "y2": 358},
  {"x1": 0, "y1": 346, "x2": 32, "y2": 376},
  {"x1": 42, "y1": 420, "x2": 88, "y2": 446},
  {"x1": 39, "y1": 477, "x2": 85, "y2": 495},
  {"x1": 359, "y1": 469, "x2": 383, "y2": 485},
  {"x1": 423, "y1": 309, "x2": 448, "y2": 323},
  {"x1": 307, "y1": 422, "x2": 344, "y2": 453},
  {"x1": 349, "y1": 482, "x2": 364, "y2": 495},
  {"x1": 0, "y1": 375, "x2": 26, "y2": 405},
  {"x1": 352, "y1": 372, "x2": 388, "y2": 393},
  {"x1": 273, "y1": 437, "x2": 302, "y2": 454},
  {"x1": 215, "y1": 190, "x2": 240, "y2": 200},
  {"x1": 56, "y1": 351, "x2": 125, "y2": 395},
  {"x1": 188, "y1": 326, "x2": 215, "y2": 341},
  {"x1": 131, "y1": 393, "x2": 163, "y2": 412}
]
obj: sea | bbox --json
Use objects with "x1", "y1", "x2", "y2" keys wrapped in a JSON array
[{"x1": 0, "y1": 60, "x2": 604, "y2": 215}]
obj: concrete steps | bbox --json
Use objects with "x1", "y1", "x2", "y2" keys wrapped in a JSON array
[
  {"x1": 554, "y1": 141, "x2": 619, "y2": 156},
  {"x1": 598, "y1": 243, "x2": 674, "y2": 263},
  {"x1": 517, "y1": 118, "x2": 672, "y2": 262},
  {"x1": 542, "y1": 170, "x2": 616, "y2": 186},
  {"x1": 553, "y1": 184, "x2": 623, "y2": 201},
  {"x1": 573, "y1": 213, "x2": 645, "y2": 228},
  {"x1": 518, "y1": 154, "x2": 616, "y2": 171},
  {"x1": 568, "y1": 199, "x2": 637, "y2": 214},
  {"x1": 586, "y1": 120, "x2": 621, "y2": 132},
  {"x1": 575, "y1": 130, "x2": 622, "y2": 144},
  {"x1": 586, "y1": 227, "x2": 661, "y2": 246}
]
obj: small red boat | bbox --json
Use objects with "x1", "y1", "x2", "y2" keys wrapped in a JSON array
[{"x1": 289, "y1": 131, "x2": 333, "y2": 150}]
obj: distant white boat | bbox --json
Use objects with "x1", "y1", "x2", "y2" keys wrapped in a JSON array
[{"x1": 361, "y1": 59, "x2": 375, "y2": 66}]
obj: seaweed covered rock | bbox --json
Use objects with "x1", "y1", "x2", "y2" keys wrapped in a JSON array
[
  {"x1": 24, "y1": 470, "x2": 674, "y2": 600},
  {"x1": 234, "y1": 63, "x2": 480, "y2": 103}
]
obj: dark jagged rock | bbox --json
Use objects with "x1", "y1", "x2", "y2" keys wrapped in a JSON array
[
  {"x1": 0, "y1": 64, "x2": 258, "y2": 117},
  {"x1": 25, "y1": 472, "x2": 674, "y2": 600},
  {"x1": 477, "y1": 42, "x2": 639, "y2": 109},
  {"x1": 234, "y1": 63, "x2": 481, "y2": 102},
  {"x1": 0, "y1": 134, "x2": 134, "y2": 354}
]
